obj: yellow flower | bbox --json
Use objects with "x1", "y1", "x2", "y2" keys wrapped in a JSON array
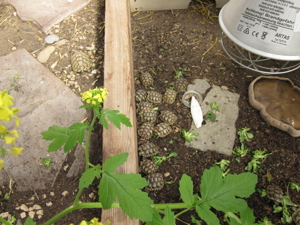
[
  {"x1": 12, "y1": 147, "x2": 23, "y2": 156},
  {"x1": 79, "y1": 221, "x2": 88, "y2": 225},
  {"x1": 0, "y1": 159, "x2": 4, "y2": 170},
  {"x1": 0, "y1": 106, "x2": 14, "y2": 121},
  {"x1": 90, "y1": 218, "x2": 102, "y2": 225},
  {"x1": 15, "y1": 117, "x2": 20, "y2": 127},
  {"x1": 11, "y1": 130, "x2": 19, "y2": 138},
  {"x1": 0, "y1": 125, "x2": 6, "y2": 134},
  {"x1": 81, "y1": 88, "x2": 109, "y2": 106},
  {"x1": 4, "y1": 135, "x2": 15, "y2": 145},
  {"x1": 0, "y1": 90, "x2": 13, "y2": 107}
]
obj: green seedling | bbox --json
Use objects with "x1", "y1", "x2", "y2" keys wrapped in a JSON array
[
  {"x1": 181, "y1": 129, "x2": 199, "y2": 145},
  {"x1": 258, "y1": 217, "x2": 275, "y2": 225},
  {"x1": 165, "y1": 181, "x2": 175, "y2": 184},
  {"x1": 168, "y1": 140, "x2": 174, "y2": 144},
  {"x1": 257, "y1": 188, "x2": 267, "y2": 197},
  {"x1": 245, "y1": 149, "x2": 272, "y2": 173},
  {"x1": 237, "y1": 127, "x2": 254, "y2": 143},
  {"x1": 219, "y1": 67, "x2": 226, "y2": 71},
  {"x1": 174, "y1": 66, "x2": 185, "y2": 79},
  {"x1": 214, "y1": 159, "x2": 230, "y2": 177},
  {"x1": 149, "y1": 87, "x2": 155, "y2": 90},
  {"x1": 210, "y1": 102, "x2": 220, "y2": 112},
  {"x1": 152, "y1": 106, "x2": 159, "y2": 111},
  {"x1": 205, "y1": 111, "x2": 216, "y2": 122},
  {"x1": 272, "y1": 195, "x2": 297, "y2": 224},
  {"x1": 233, "y1": 143, "x2": 251, "y2": 163},
  {"x1": 42, "y1": 158, "x2": 52, "y2": 167},
  {"x1": 152, "y1": 152, "x2": 178, "y2": 166},
  {"x1": 289, "y1": 182, "x2": 300, "y2": 191}
]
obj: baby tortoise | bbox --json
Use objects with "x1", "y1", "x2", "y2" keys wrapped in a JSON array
[
  {"x1": 163, "y1": 89, "x2": 177, "y2": 104},
  {"x1": 145, "y1": 173, "x2": 164, "y2": 191},
  {"x1": 139, "y1": 108, "x2": 157, "y2": 123},
  {"x1": 140, "y1": 72, "x2": 153, "y2": 87},
  {"x1": 71, "y1": 51, "x2": 91, "y2": 72},
  {"x1": 292, "y1": 208, "x2": 300, "y2": 225},
  {"x1": 147, "y1": 91, "x2": 162, "y2": 104},
  {"x1": 140, "y1": 159, "x2": 159, "y2": 174},
  {"x1": 160, "y1": 110, "x2": 178, "y2": 125},
  {"x1": 154, "y1": 122, "x2": 172, "y2": 137},
  {"x1": 138, "y1": 122, "x2": 154, "y2": 139},
  {"x1": 138, "y1": 101, "x2": 153, "y2": 112},
  {"x1": 138, "y1": 141, "x2": 159, "y2": 158},
  {"x1": 266, "y1": 185, "x2": 283, "y2": 204},
  {"x1": 135, "y1": 89, "x2": 147, "y2": 102},
  {"x1": 174, "y1": 77, "x2": 188, "y2": 93}
]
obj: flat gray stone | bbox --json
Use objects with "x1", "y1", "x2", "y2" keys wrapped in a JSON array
[
  {"x1": 0, "y1": 49, "x2": 86, "y2": 191},
  {"x1": 188, "y1": 79, "x2": 211, "y2": 95},
  {"x1": 186, "y1": 84, "x2": 240, "y2": 155}
]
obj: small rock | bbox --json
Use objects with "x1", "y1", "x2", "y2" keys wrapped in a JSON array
[
  {"x1": 37, "y1": 46, "x2": 56, "y2": 63},
  {"x1": 46, "y1": 202, "x2": 53, "y2": 207},
  {"x1": 164, "y1": 172, "x2": 170, "y2": 177},
  {"x1": 0, "y1": 212, "x2": 10, "y2": 219},
  {"x1": 33, "y1": 204, "x2": 42, "y2": 210},
  {"x1": 36, "y1": 210, "x2": 44, "y2": 215},
  {"x1": 44, "y1": 34, "x2": 60, "y2": 44},
  {"x1": 20, "y1": 212, "x2": 27, "y2": 219},
  {"x1": 38, "y1": 215, "x2": 43, "y2": 219},
  {"x1": 221, "y1": 86, "x2": 228, "y2": 90},
  {"x1": 28, "y1": 211, "x2": 35, "y2": 219},
  {"x1": 20, "y1": 204, "x2": 29, "y2": 212},
  {"x1": 42, "y1": 194, "x2": 47, "y2": 199},
  {"x1": 62, "y1": 191, "x2": 68, "y2": 197},
  {"x1": 12, "y1": 46, "x2": 17, "y2": 51},
  {"x1": 89, "y1": 192, "x2": 95, "y2": 199}
]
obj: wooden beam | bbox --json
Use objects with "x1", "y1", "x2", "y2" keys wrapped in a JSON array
[{"x1": 102, "y1": 0, "x2": 139, "y2": 224}]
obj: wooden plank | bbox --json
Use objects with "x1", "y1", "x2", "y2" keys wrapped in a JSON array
[{"x1": 102, "y1": 0, "x2": 139, "y2": 224}]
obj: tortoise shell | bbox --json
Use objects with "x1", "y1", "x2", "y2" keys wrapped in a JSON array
[
  {"x1": 138, "y1": 122, "x2": 154, "y2": 139},
  {"x1": 147, "y1": 91, "x2": 162, "y2": 104},
  {"x1": 140, "y1": 108, "x2": 157, "y2": 123},
  {"x1": 138, "y1": 101, "x2": 153, "y2": 112},
  {"x1": 145, "y1": 173, "x2": 164, "y2": 191},
  {"x1": 174, "y1": 77, "x2": 188, "y2": 93},
  {"x1": 138, "y1": 142, "x2": 159, "y2": 157},
  {"x1": 163, "y1": 89, "x2": 177, "y2": 104},
  {"x1": 140, "y1": 72, "x2": 153, "y2": 87},
  {"x1": 160, "y1": 110, "x2": 178, "y2": 125},
  {"x1": 135, "y1": 89, "x2": 147, "y2": 102},
  {"x1": 71, "y1": 51, "x2": 91, "y2": 72},
  {"x1": 266, "y1": 185, "x2": 283, "y2": 204},
  {"x1": 154, "y1": 122, "x2": 172, "y2": 137},
  {"x1": 140, "y1": 159, "x2": 159, "y2": 174},
  {"x1": 292, "y1": 208, "x2": 300, "y2": 225}
]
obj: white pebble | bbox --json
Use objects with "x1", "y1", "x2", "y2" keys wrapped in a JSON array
[
  {"x1": 28, "y1": 211, "x2": 35, "y2": 219},
  {"x1": 46, "y1": 202, "x2": 53, "y2": 207},
  {"x1": 44, "y1": 34, "x2": 60, "y2": 44},
  {"x1": 20, "y1": 204, "x2": 29, "y2": 212},
  {"x1": 37, "y1": 46, "x2": 56, "y2": 63},
  {"x1": 20, "y1": 212, "x2": 27, "y2": 219}
]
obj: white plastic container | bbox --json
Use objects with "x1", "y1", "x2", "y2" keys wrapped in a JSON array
[{"x1": 130, "y1": 0, "x2": 191, "y2": 11}]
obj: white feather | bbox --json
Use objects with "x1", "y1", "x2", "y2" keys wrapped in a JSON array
[{"x1": 191, "y1": 96, "x2": 203, "y2": 128}]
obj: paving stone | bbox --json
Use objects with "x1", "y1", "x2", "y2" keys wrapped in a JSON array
[
  {"x1": 187, "y1": 79, "x2": 211, "y2": 95},
  {"x1": 0, "y1": 49, "x2": 86, "y2": 191},
  {"x1": 186, "y1": 84, "x2": 240, "y2": 155}
]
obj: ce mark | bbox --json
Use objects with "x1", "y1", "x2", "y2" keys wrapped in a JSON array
[{"x1": 252, "y1": 31, "x2": 259, "y2": 37}]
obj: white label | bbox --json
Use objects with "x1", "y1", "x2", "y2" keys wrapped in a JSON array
[{"x1": 236, "y1": 0, "x2": 300, "y2": 47}]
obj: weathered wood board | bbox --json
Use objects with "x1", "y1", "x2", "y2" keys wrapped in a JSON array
[{"x1": 102, "y1": 0, "x2": 140, "y2": 224}]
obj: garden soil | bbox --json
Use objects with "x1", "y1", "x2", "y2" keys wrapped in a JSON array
[{"x1": 1, "y1": 0, "x2": 300, "y2": 224}]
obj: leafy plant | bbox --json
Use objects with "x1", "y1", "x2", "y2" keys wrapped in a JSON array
[
  {"x1": 258, "y1": 217, "x2": 275, "y2": 225},
  {"x1": 205, "y1": 111, "x2": 216, "y2": 121},
  {"x1": 233, "y1": 143, "x2": 251, "y2": 163},
  {"x1": 237, "y1": 127, "x2": 254, "y2": 143},
  {"x1": 272, "y1": 195, "x2": 297, "y2": 224},
  {"x1": 181, "y1": 129, "x2": 199, "y2": 145},
  {"x1": 174, "y1": 67, "x2": 185, "y2": 79},
  {"x1": 152, "y1": 152, "x2": 178, "y2": 166},
  {"x1": 214, "y1": 159, "x2": 230, "y2": 177},
  {"x1": 289, "y1": 182, "x2": 300, "y2": 191},
  {"x1": 245, "y1": 149, "x2": 272, "y2": 173},
  {"x1": 210, "y1": 102, "x2": 220, "y2": 112},
  {"x1": 42, "y1": 158, "x2": 52, "y2": 167}
]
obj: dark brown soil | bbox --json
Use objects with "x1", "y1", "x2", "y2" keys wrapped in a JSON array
[{"x1": 1, "y1": 0, "x2": 300, "y2": 224}]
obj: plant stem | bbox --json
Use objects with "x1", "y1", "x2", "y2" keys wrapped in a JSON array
[
  {"x1": 73, "y1": 112, "x2": 97, "y2": 206},
  {"x1": 42, "y1": 202, "x2": 120, "y2": 225},
  {"x1": 152, "y1": 202, "x2": 188, "y2": 210}
]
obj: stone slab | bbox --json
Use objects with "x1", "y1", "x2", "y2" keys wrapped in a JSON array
[
  {"x1": 186, "y1": 84, "x2": 240, "y2": 155},
  {"x1": 0, "y1": 0, "x2": 91, "y2": 33},
  {"x1": 0, "y1": 49, "x2": 86, "y2": 191}
]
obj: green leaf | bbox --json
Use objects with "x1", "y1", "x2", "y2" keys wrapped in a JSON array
[
  {"x1": 99, "y1": 173, "x2": 153, "y2": 221},
  {"x1": 239, "y1": 207, "x2": 257, "y2": 225},
  {"x1": 41, "y1": 126, "x2": 70, "y2": 152},
  {"x1": 146, "y1": 209, "x2": 164, "y2": 225},
  {"x1": 99, "y1": 109, "x2": 132, "y2": 130},
  {"x1": 64, "y1": 123, "x2": 90, "y2": 152},
  {"x1": 24, "y1": 217, "x2": 36, "y2": 225},
  {"x1": 163, "y1": 206, "x2": 175, "y2": 225},
  {"x1": 200, "y1": 166, "x2": 257, "y2": 213},
  {"x1": 79, "y1": 166, "x2": 102, "y2": 189},
  {"x1": 0, "y1": 218, "x2": 10, "y2": 225},
  {"x1": 179, "y1": 174, "x2": 195, "y2": 207},
  {"x1": 196, "y1": 203, "x2": 220, "y2": 225},
  {"x1": 103, "y1": 152, "x2": 128, "y2": 173},
  {"x1": 205, "y1": 111, "x2": 216, "y2": 122},
  {"x1": 191, "y1": 215, "x2": 202, "y2": 225}
]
